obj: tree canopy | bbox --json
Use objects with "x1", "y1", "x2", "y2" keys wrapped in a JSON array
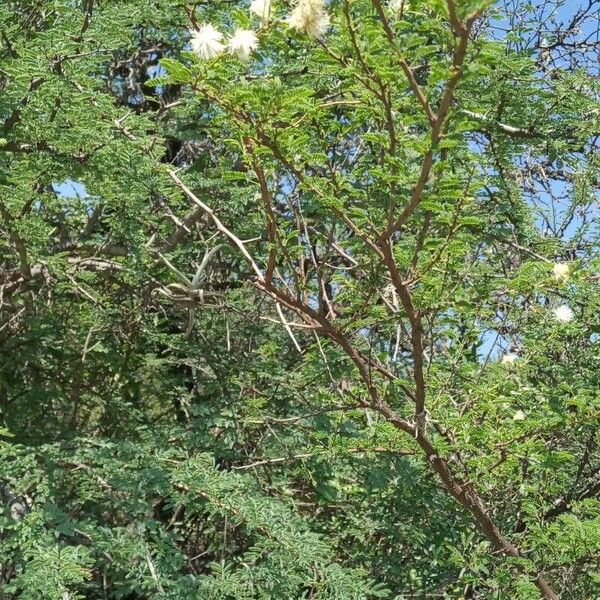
[{"x1": 1, "y1": 1, "x2": 599, "y2": 598}]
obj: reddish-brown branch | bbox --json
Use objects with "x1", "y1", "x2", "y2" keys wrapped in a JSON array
[
  {"x1": 0, "y1": 199, "x2": 31, "y2": 278},
  {"x1": 244, "y1": 139, "x2": 278, "y2": 282},
  {"x1": 175, "y1": 6, "x2": 560, "y2": 594},
  {"x1": 379, "y1": 241, "x2": 426, "y2": 417},
  {"x1": 378, "y1": 7, "x2": 479, "y2": 241},
  {"x1": 170, "y1": 168, "x2": 559, "y2": 599},
  {"x1": 370, "y1": 0, "x2": 436, "y2": 126}
]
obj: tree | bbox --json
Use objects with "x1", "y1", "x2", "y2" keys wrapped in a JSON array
[{"x1": 1, "y1": 1, "x2": 599, "y2": 598}]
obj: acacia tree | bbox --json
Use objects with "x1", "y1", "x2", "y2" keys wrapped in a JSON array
[
  {"x1": 1, "y1": 0, "x2": 599, "y2": 598},
  {"x1": 159, "y1": 0, "x2": 600, "y2": 596}
]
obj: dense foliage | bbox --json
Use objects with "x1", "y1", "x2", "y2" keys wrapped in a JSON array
[{"x1": 1, "y1": 1, "x2": 599, "y2": 598}]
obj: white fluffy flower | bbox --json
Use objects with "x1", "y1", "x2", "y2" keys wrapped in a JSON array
[
  {"x1": 553, "y1": 304, "x2": 574, "y2": 323},
  {"x1": 229, "y1": 29, "x2": 259, "y2": 60},
  {"x1": 553, "y1": 262, "x2": 570, "y2": 282},
  {"x1": 250, "y1": 0, "x2": 271, "y2": 19},
  {"x1": 287, "y1": 0, "x2": 330, "y2": 38},
  {"x1": 513, "y1": 410, "x2": 526, "y2": 421},
  {"x1": 190, "y1": 24, "x2": 225, "y2": 60},
  {"x1": 501, "y1": 353, "x2": 518, "y2": 366}
]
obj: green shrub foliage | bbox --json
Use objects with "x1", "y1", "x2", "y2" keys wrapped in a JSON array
[{"x1": 1, "y1": 1, "x2": 599, "y2": 598}]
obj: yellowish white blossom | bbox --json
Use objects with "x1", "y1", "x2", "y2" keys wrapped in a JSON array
[
  {"x1": 229, "y1": 29, "x2": 259, "y2": 60},
  {"x1": 513, "y1": 410, "x2": 526, "y2": 421},
  {"x1": 388, "y1": 0, "x2": 404, "y2": 12},
  {"x1": 190, "y1": 24, "x2": 225, "y2": 60},
  {"x1": 501, "y1": 353, "x2": 518, "y2": 366},
  {"x1": 553, "y1": 262, "x2": 570, "y2": 282},
  {"x1": 553, "y1": 304, "x2": 574, "y2": 323},
  {"x1": 250, "y1": 0, "x2": 271, "y2": 20},
  {"x1": 287, "y1": 0, "x2": 330, "y2": 38}
]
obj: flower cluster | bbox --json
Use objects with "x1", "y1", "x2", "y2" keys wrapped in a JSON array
[
  {"x1": 229, "y1": 29, "x2": 259, "y2": 61},
  {"x1": 552, "y1": 262, "x2": 570, "y2": 282},
  {"x1": 553, "y1": 304, "x2": 574, "y2": 323},
  {"x1": 287, "y1": 0, "x2": 330, "y2": 38},
  {"x1": 501, "y1": 353, "x2": 518, "y2": 366},
  {"x1": 190, "y1": 24, "x2": 225, "y2": 60},
  {"x1": 250, "y1": 0, "x2": 271, "y2": 19},
  {"x1": 189, "y1": 0, "x2": 331, "y2": 61},
  {"x1": 190, "y1": 24, "x2": 258, "y2": 60}
]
